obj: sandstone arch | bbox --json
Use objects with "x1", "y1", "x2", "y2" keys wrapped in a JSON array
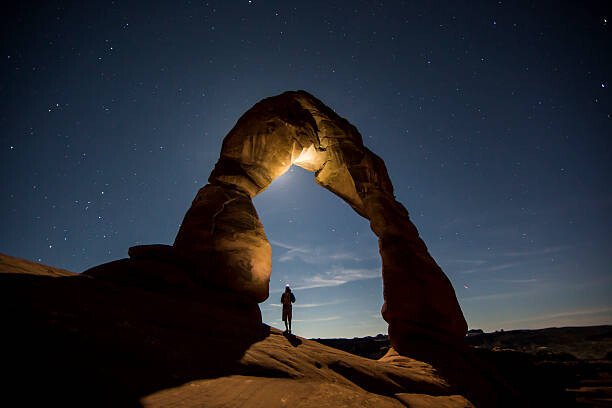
[{"x1": 173, "y1": 90, "x2": 467, "y2": 351}]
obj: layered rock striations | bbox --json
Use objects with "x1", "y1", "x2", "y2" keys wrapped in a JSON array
[{"x1": 173, "y1": 90, "x2": 467, "y2": 352}]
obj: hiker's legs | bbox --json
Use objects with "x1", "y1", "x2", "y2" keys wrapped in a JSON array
[{"x1": 283, "y1": 307, "x2": 288, "y2": 332}]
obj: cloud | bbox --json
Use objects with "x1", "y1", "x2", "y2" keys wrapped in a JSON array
[
  {"x1": 445, "y1": 259, "x2": 488, "y2": 266},
  {"x1": 268, "y1": 299, "x2": 347, "y2": 308},
  {"x1": 492, "y1": 278, "x2": 538, "y2": 284},
  {"x1": 498, "y1": 307, "x2": 612, "y2": 327},
  {"x1": 270, "y1": 239, "x2": 374, "y2": 265},
  {"x1": 327, "y1": 251, "x2": 365, "y2": 261},
  {"x1": 293, "y1": 267, "x2": 381, "y2": 290},
  {"x1": 459, "y1": 262, "x2": 521, "y2": 275},
  {"x1": 293, "y1": 316, "x2": 342, "y2": 322},
  {"x1": 459, "y1": 290, "x2": 531, "y2": 302},
  {"x1": 268, "y1": 239, "x2": 381, "y2": 292},
  {"x1": 501, "y1": 245, "x2": 572, "y2": 258},
  {"x1": 295, "y1": 276, "x2": 348, "y2": 290},
  {"x1": 278, "y1": 248, "x2": 313, "y2": 263},
  {"x1": 269, "y1": 240, "x2": 297, "y2": 250},
  {"x1": 270, "y1": 240, "x2": 313, "y2": 263}
]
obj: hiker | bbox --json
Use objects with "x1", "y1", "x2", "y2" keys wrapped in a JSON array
[{"x1": 281, "y1": 285, "x2": 296, "y2": 334}]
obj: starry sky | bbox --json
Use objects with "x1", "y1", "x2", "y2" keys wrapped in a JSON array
[{"x1": 1, "y1": 1, "x2": 611, "y2": 338}]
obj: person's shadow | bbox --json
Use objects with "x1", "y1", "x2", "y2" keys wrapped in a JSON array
[{"x1": 283, "y1": 331, "x2": 302, "y2": 347}]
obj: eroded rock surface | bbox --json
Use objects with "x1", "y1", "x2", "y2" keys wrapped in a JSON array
[{"x1": 173, "y1": 90, "x2": 467, "y2": 352}]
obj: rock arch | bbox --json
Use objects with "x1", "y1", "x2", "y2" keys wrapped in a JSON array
[{"x1": 173, "y1": 90, "x2": 467, "y2": 351}]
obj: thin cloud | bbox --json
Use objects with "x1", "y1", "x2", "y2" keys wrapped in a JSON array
[
  {"x1": 278, "y1": 248, "x2": 314, "y2": 263},
  {"x1": 445, "y1": 259, "x2": 488, "y2": 265},
  {"x1": 270, "y1": 239, "x2": 376, "y2": 265},
  {"x1": 269, "y1": 240, "x2": 297, "y2": 250},
  {"x1": 327, "y1": 252, "x2": 364, "y2": 261},
  {"x1": 268, "y1": 299, "x2": 347, "y2": 309},
  {"x1": 293, "y1": 267, "x2": 381, "y2": 290},
  {"x1": 492, "y1": 278, "x2": 538, "y2": 284},
  {"x1": 270, "y1": 240, "x2": 313, "y2": 263},
  {"x1": 460, "y1": 262, "x2": 521, "y2": 275},
  {"x1": 501, "y1": 245, "x2": 571, "y2": 258},
  {"x1": 499, "y1": 307, "x2": 612, "y2": 326},
  {"x1": 295, "y1": 276, "x2": 348, "y2": 290},
  {"x1": 459, "y1": 290, "x2": 530, "y2": 302},
  {"x1": 293, "y1": 316, "x2": 342, "y2": 322}
]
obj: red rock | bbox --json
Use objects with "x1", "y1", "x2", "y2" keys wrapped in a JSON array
[{"x1": 173, "y1": 90, "x2": 467, "y2": 351}]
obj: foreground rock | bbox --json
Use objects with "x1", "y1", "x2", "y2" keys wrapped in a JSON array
[
  {"x1": 0, "y1": 253, "x2": 526, "y2": 407},
  {"x1": 173, "y1": 90, "x2": 467, "y2": 353}
]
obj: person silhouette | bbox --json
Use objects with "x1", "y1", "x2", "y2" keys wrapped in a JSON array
[{"x1": 280, "y1": 285, "x2": 296, "y2": 334}]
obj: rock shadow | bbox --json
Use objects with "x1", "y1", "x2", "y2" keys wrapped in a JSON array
[{"x1": 0, "y1": 259, "x2": 270, "y2": 407}]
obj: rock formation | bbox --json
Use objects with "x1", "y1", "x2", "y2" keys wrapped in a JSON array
[{"x1": 173, "y1": 90, "x2": 468, "y2": 352}]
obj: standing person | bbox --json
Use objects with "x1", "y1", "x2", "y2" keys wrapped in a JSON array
[{"x1": 281, "y1": 285, "x2": 296, "y2": 334}]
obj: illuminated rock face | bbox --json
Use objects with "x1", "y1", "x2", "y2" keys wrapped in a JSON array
[{"x1": 174, "y1": 91, "x2": 467, "y2": 350}]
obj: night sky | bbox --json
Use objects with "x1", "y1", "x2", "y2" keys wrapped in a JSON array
[{"x1": 2, "y1": 1, "x2": 611, "y2": 338}]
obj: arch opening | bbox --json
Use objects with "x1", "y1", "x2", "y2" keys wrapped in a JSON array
[{"x1": 254, "y1": 164, "x2": 385, "y2": 339}]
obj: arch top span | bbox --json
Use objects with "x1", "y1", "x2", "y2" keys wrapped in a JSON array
[
  {"x1": 174, "y1": 90, "x2": 467, "y2": 353},
  {"x1": 207, "y1": 90, "x2": 384, "y2": 218}
]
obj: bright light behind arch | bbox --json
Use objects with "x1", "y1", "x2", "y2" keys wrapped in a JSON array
[{"x1": 292, "y1": 145, "x2": 326, "y2": 172}]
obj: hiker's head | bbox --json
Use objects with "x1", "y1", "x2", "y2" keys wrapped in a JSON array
[{"x1": 285, "y1": 285, "x2": 291, "y2": 292}]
